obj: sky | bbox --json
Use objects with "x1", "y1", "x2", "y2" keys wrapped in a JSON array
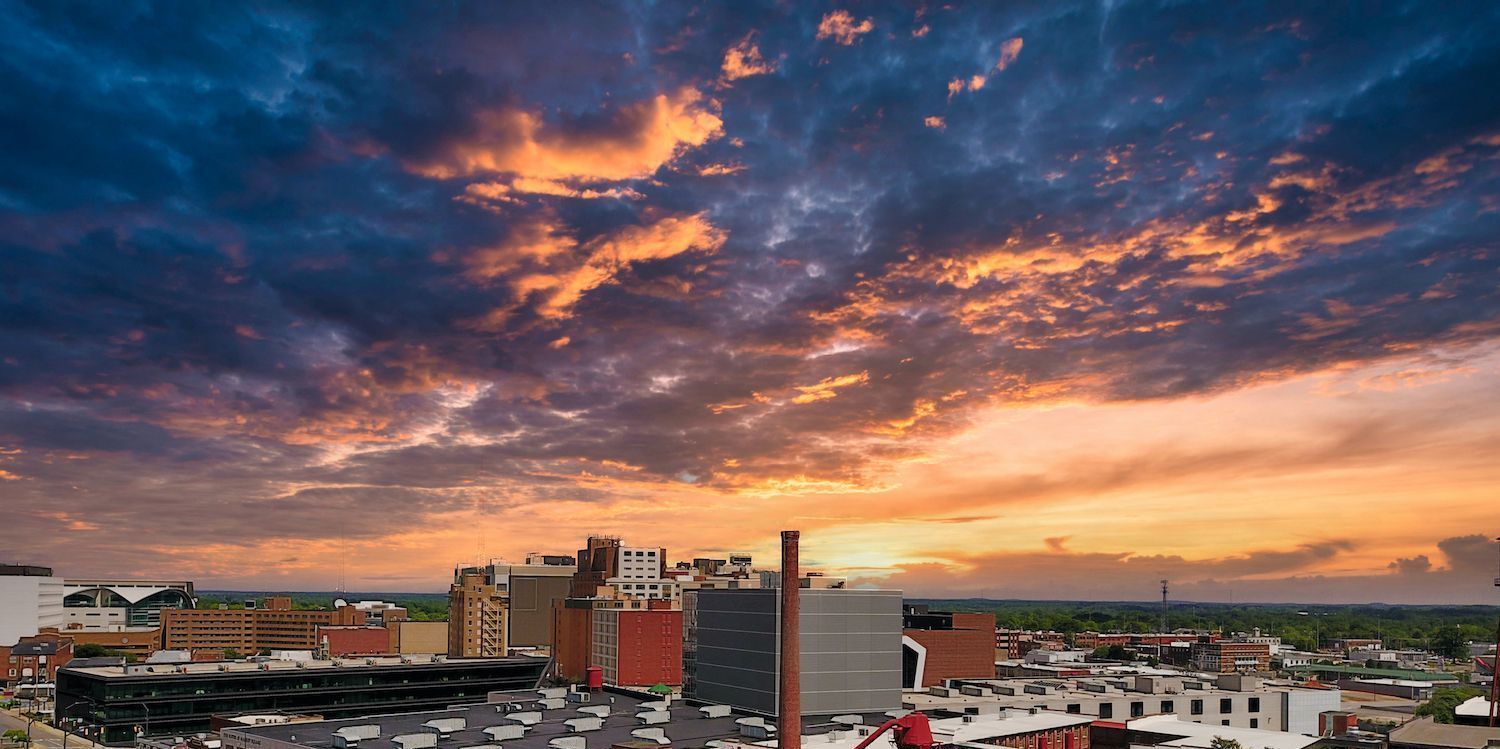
[{"x1": 2, "y1": 1, "x2": 1499, "y2": 603}]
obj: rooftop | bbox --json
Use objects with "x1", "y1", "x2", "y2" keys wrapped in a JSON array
[
  {"x1": 1126, "y1": 715, "x2": 1319, "y2": 749},
  {"x1": 1288, "y1": 664, "x2": 1459, "y2": 682},
  {"x1": 225, "y1": 689, "x2": 892, "y2": 749},
  {"x1": 743, "y1": 710, "x2": 1093, "y2": 749},
  {"x1": 63, "y1": 654, "x2": 545, "y2": 679},
  {"x1": 903, "y1": 675, "x2": 1333, "y2": 713},
  {"x1": 1387, "y1": 717, "x2": 1500, "y2": 749}
]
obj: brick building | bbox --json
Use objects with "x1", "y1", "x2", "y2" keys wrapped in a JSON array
[
  {"x1": 1191, "y1": 640, "x2": 1272, "y2": 673},
  {"x1": 2, "y1": 631, "x2": 73, "y2": 686},
  {"x1": 60, "y1": 626, "x2": 161, "y2": 658},
  {"x1": 318, "y1": 626, "x2": 391, "y2": 656},
  {"x1": 591, "y1": 604, "x2": 682, "y2": 687},
  {"x1": 996, "y1": 629, "x2": 1068, "y2": 659},
  {"x1": 447, "y1": 568, "x2": 507, "y2": 657},
  {"x1": 903, "y1": 608, "x2": 997, "y2": 687},
  {"x1": 162, "y1": 597, "x2": 365, "y2": 652}
]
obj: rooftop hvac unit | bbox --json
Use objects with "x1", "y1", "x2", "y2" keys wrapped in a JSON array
[
  {"x1": 563, "y1": 716, "x2": 603, "y2": 733},
  {"x1": 548, "y1": 738, "x2": 586, "y2": 749},
  {"x1": 636, "y1": 712, "x2": 669, "y2": 726},
  {"x1": 577, "y1": 706, "x2": 609, "y2": 718},
  {"x1": 483, "y1": 725, "x2": 525, "y2": 743},
  {"x1": 259, "y1": 663, "x2": 271, "y2": 670},
  {"x1": 366, "y1": 658, "x2": 377, "y2": 666},
  {"x1": 698, "y1": 705, "x2": 731, "y2": 719},
  {"x1": 218, "y1": 665, "x2": 228, "y2": 672},
  {"x1": 962, "y1": 716, "x2": 976, "y2": 724}
]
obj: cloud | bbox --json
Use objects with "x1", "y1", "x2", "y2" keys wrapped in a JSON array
[
  {"x1": 722, "y1": 36, "x2": 778, "y2": 81},
  {"x1": 401, "y1": 87, "x2": 723, "y2": 184},
  {"x1": 995, "y1": 37, "x2": 1024, "y2": 71},
  {"x1": 817, "y1": 10, "x2": 874, "y2": 45}
]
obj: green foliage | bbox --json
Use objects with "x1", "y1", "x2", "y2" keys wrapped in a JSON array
[
  {"x1": 223, "y1": 649, "x2": 241, "y2": 660},
  {"x1": 72, "y1": 643, "x2": 109, "y2": 658},
  {"x1": 195, "y1": 591, "x2": 450, "y2": 621},
  {"x1": 1430, "y1": 627, "x2": 1468, "y2": 660},
  {"x1": 1209, "y1": 738, "x2": 1245, "y2": 749},
  {"x1": 1414, "y1": 686, "x2": 1485, "y2": 723},
  {"x1": 2, "y1": 729, "x2": 30, "y2": 745},
  {"x1": 1093, "y1": 645, "x2": 1131, "y2": 660},
  {"x1": 916, "y1": 598, "x2": 1497, "y2": 652}
]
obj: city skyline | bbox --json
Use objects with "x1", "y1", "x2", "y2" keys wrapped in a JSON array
[{"x1": 2, "y1": 3, "x2": 1499, "y2": 603}]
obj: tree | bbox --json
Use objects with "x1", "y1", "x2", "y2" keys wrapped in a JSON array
[
  {"x1": 1431, "y1": 627, "x2": 1467, "y2": 660},
  {"x1": 222, "y1": 649, "x2": 242, "y2": 660},
  {"x1": 73, "y1": 643, "x2": 109, "y2": 658},
  {"x1": 1209, "y1": 738, "x2": 1245, "y2": 749},
  {"x1": 3, "y1": 729, "x2": 30, "y2": 745},
  {"x1": 1414, "y1": 686, "x2": 1485, "y2": 724},
  {"x1": 1091, "y1": 645, "x2": 1130, "y2": 661}
]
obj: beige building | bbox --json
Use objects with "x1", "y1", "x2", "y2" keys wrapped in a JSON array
[
  {"x1": 389, "y1": 620, "x2": 448, "y2": 654},
  {"x1": 448, "y1": 568, "x2": 507, "y2": 657}
]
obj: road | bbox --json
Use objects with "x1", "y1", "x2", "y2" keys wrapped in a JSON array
[{"x1": 0, "y1": 709, "x2": 101, "y2": 749}]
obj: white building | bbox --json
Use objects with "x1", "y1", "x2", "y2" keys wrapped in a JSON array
[
  {"x1": 0, "y1": 565, "x2": 65, "y2": 645},
  {"x1": 617, "y1": 546, "x2": 664, "y2": 579}
]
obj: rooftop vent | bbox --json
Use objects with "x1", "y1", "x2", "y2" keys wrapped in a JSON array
[
  {"x1": 698, "y1": 705, "x2": 731, "y2": 719},
  {"x1": 391, "y1": 734, "x2": 438, "y2": 749},
  {"x1": 483, "y1": 725, "x2": 525, "y2": 743},
  {"x1": 563, "y1": 717, "x2": 603, "y2": 733},
  {"x1": 636, "y1": 712, "x2": 669, "y2": 726},
  {"x1": 577, "y1": 706, "x2": 609, "y2": 719},
  {"x1": 548, "y1": 738, "x2": 586, "y2": 749}
]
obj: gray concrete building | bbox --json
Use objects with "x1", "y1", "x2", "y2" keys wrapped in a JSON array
[
  {"x1": 692, "y1": 587, "x2": 902, "y2": 717},
  {"x1": 904, "y1": 674, "x2": 1341, "y2": 735}
]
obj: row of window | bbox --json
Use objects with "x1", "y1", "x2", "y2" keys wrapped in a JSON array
[{"x1": 1083, "y1": 697, "x2": 1262, "y2": 719}]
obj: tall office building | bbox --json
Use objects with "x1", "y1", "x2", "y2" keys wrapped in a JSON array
[
  {"x1": 0, "y1": 565, "x2": 65, "y2": 645},
  {"x1": 692, "y1": 587, "x2": 903, "y2": 716},
  {"x1": 448, "y1": 567, "x2": 507, "y2": 657},
  {"x1": 486, "y1": 559, "x2": 575, "y2": 648}
]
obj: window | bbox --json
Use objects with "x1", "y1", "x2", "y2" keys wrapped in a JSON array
[
  {"x1": 1249, "y1": 697, "x2": 1260, "y2": 713},
  {"x1": 1190, "y1": 699, "x2": 1203, "y2": 716},
  {"x1": 1066, "y1": 704, "x2": 1081, "y2": 714},
  {"x1": 1250, "y1": 719, "x2": 1259, "y2": 728},
  {"x1": 1130, "y1": 701, "x2": 1144, "y2": 718},
  {"x1": 1099, "y1": 704, "x2": 1113, "y2": 719},
  {"x1": 1161, "y1": 700, "x2": 1174, "y2": 713},
  {"x1": 1221, "y1": 720, "x2": 1231, "y2": 726},
  {"x1": 1220, "y1": 698, "x2": 1232, "y2": 714}
]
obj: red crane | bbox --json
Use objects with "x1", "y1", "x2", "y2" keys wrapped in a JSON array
[{"x1": 847, "y1": 713, "x2": 936, "y2": 749}]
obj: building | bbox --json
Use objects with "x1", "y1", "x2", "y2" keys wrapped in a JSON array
[
  {"x1": 1388, "y1": 717, "x2": 1500, "y2": 749},
  {"x1": 220, "y1": 688, "x2": 869, "y2": 749},
  {"x1": 904, "y1": 674, "x2": 1340, "y2": 734},
  {"x1": 162, "y1": 597, "x2": 365, "y2": 652},
  {"x1": 592, "y1": 604, "x2": 683, "y2": 687},
  {"x1": 330, "y1": 599, "x2": 407, "y2": 626},
  {"x1": 1112, "y1": 714, "x2": 1322, "y2": 749},
  {"x1": 618, "y1": 546, "x2": 666, "y2": 579},
  {"x1": 60, "y1": 626, "x2": 161, "y2": 658},
  {"x1": 1191, "y1": 640, "x2": 1272, "y2": 673},
  {"x1": 903, "y1": 606, "x2": 998, "y2": 688},
  {"x1": 55, "y1": 655, "x2": 548, "y2": 745},
  {"x1": 996, "y1": 630, "x2": 1068, "y2": 659},
  {"x1": 1, "y1": 631, "x2": 74, "y2": 687},
  {"x1": 318, "y1": 625, "x2": 392, "y2": 656},
  {"x1": 551, "y1": 598, "x2": 598, "y2": 681},
  {"x1": 449, "y1": 567, "x2": 507, "y2": 657},
  {"x1": 486, "y1": 559, "x2": 576, "y2": 648},
  {"x1": 692, "y1": 587, "x2": 903, "y2": 716},
  {"x1": 0, "y1": 564, "x2": 65, "y2": 645},
  {"x1": 572, "y1": 536, "x2": 624, "y2": 596},
  {"x1": 389, "y1": 620, "x2": 448, "y2": 655},
  {"x1": 63, "y1": 580, "x2": 196, "y2": 628}
]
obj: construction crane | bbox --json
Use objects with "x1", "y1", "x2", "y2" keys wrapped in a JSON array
[{"x1": 847, "y1": 713, "x2": 936, "y2": 749}]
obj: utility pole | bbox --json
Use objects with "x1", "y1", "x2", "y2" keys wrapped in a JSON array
[{"x1": 1160, "y1": 579, "x2": 1169, "y2": 634}]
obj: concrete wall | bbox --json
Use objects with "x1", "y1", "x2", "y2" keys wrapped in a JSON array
[
  {"x1": 693, "y1": 588, "x2": 902, "y2": 716},
  {"x1": 0, "y1": 574, "x2": 64, "y2": 645},
  {"x1": 390, "y1": 620, "x2": 448, "y2": 654},
  {"x1": 506, "y1": 573, "x2": 573, "y2": 647}
]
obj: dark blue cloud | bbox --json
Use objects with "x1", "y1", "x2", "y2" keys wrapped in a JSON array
[{"x1": 1, "y1": 0, "x2": 1498, "y2": 567}]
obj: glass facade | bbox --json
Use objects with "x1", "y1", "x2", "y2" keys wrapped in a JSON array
[{"x1": 56, "y1": 659, "x2": 546, "y2": 746}]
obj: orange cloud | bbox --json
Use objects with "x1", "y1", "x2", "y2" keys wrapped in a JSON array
[
  {"x1": 924, "y1": 116, "x2": 946, "y2": 130},
  {"x1": 494, "y1": 212, "x2": 727, "y2": 318},
  {"x1": 722, "y1": 36, "x2": 777, "y2": 81},
  {"x1": 791, "y1": 371, "x2": 870, "y2": 404},
  {"x1": 406, "y1": 87, "x2": 723, "y2": 184},
  {"x1": 995, "y1": 37, "x2": 1024, "y2": 71},
  {"x1": 817, "y1": 10, "x2": 874, "y2": 45}
]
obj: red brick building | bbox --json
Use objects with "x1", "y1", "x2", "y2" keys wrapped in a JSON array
[
  {"x1": 903, "y1": 609, "x2": 997, "y2": 687},
  {"x1": 552, "y1": 599, "x2": 595, "y2": 682},
  {"x1": 592, "y1": 605, "x2": 682, "y2": 687},
  {"x1": 162, "y1": 597, "x2": 366, "y2": 653},
  {"x1": 2, "y1": 632, "x2": 73, "y2": 686},
  {"x1": 318, "y1": 626, "x2": 392, "y2": 656}
]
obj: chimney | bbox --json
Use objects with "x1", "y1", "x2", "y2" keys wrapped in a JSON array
[{"x1": 779, "y1": 530, "x2": 801, "y2": 749}]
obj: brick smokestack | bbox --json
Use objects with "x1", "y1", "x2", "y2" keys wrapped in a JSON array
[{"x1": 779, "y1": 530, "x2": 801, "y2": 749}]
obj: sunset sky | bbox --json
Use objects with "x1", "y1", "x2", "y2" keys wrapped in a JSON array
[{"x1": 2, "y1": 2, "x2": 1498, "y2": 603}]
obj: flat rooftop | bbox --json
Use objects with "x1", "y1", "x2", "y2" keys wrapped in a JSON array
[
  {"x1": 63, "y1": 654, "x2": 545, "y2": 679},
  {"x1": 225, "y1": 690, "x2": 893, "y2": 749},
  {"x1": 1127, "y1": 715, "x2": 1319, "y2": 749}
]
